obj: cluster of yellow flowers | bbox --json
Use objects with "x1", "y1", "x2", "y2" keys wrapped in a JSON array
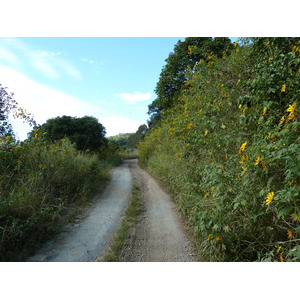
[
  {"x1": 265, "y1": 192, "x2": 275, "y2": 205},
  {"x1": 278, "y1": 102, "x2": 298, "y2": 125},
  {"x1": 238, "y1": 141, "x2": 248, "y2": 154}
]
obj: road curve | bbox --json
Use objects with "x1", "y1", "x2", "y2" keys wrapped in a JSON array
[{"x1": 27, "y1": 161, "x2": 132, "y2": 262}]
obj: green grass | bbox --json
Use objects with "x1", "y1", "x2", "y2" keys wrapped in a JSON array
[
  {"x1": 0, "y1": 135, "x2": 121, "y2": 261},
  {"x1": 101, "y1": 183, "x2": 142, "y2": 262},
  {"x1": 121, "y1": 150, "x2": 139, "y2": 160}
]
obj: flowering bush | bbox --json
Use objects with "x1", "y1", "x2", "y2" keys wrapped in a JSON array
[
  {"x1": 0, "y1": 130, "x2": 119, "y2": 261},
  {"x1": 139, "y1": 38, "x2": 300, "y2": 261}
]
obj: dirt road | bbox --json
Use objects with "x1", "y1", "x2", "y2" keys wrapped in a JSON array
[
  {"x1": 27, "y1": 159, "x2": 196, "y2": 262},
  {"x1": 119, "y1": 159, "x2": 196, "y2": 262},
  {"x1": 27, "y1": 161, "x2": 132, "y2": 262}
]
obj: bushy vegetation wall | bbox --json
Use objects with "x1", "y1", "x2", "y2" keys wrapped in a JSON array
[
  {"x1": 139, "y1": 38, "x2": 300, "y2": 261},
  {"x1": 0, "y1": 130, "x2": 121, "y2": 261}
]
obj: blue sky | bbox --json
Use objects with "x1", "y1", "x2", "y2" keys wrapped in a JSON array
[
  {"x1": 0, "y1": 37, "x2": 240, "y2": 140},
  {"x1": 0, "y1": 37, "x2": 190, "y2": 139}
]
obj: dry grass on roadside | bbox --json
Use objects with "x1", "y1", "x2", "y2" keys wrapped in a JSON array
[{"x1": 101, "y1": 183, "x2": 142, "y2": 262}]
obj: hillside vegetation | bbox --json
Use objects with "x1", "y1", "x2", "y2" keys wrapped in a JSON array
[
  {"x1": 139, "y1": 37, "x2": 300, "y2": 261},
  {"x1": 0, "y1": 93, "x2": 123, "y2": 261}
]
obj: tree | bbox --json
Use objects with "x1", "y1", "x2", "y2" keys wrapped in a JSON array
[
  {"x1": 127, "y1": 124, "x2": 147, "y2": 149},
  {"x1": 108, "y1": 133, "x2": 132, "y2": 148},
  {"x1": 148, "y1": 37, "x2": 233, "y2": 126},
  {"x1": 0, "y1": 84, "x2": 36, "y2": 138},
  {"x1": 31, "y1": 115, "x2": 107, "y2": 151},
  {"x1": 0, "y1": 85, "x2": 18, "y2": 137}
]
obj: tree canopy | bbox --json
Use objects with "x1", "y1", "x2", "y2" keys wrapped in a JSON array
[
  {"x1": 0, "y1": 85, "x2": 18, "y2": 137},
  {"x1": 31, "y1": 115, "x2": 107, "y2": 151},
  {"x1": 148, "y1": 37, "x2": 233, "y2": 126},
  {"x1": 127, "y1": 124, "x2": 147, "y2": 149}
]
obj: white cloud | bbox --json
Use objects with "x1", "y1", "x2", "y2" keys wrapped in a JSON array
[
  {"x1": 81, "y1": 58, "x2": 106, "y2": 66},
  {"x1": 96, "y1": 100, "x2": 107, "y2": 104},
  {"x1": 135, "y1": 106, "x2": 148, "y2": 111},
  {"x1": 114, "y1": 91, "x2": 151, "y2": 105},
  {"x1": 0, "y1": 38, "x2": 82, "y2": 80},
  {"x1": 98, "y1": 117, "x2": 143, "y2": 136},
  {"x1": 1, "y1": 66, "x2": 145, "y2": 140},
  {"x1": 30, "y1": 55, "x2": 59, "y2": 79},
  {"x1": 55, "y1": 59, "x2": 82, "y2": 80},
  {"x1": 0, "y1": 66, "x2": 101, "y2": 140},
  {"x1": 0, "y1": 45, "x2": 20, "y2": 66}
]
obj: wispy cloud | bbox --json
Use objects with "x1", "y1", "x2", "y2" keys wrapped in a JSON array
[
  {"x1": 0, "y1": 45, "x2": 20, "y2": 66},
  {"x1": 113, "y1": 92, "x2": 151, "y2": 105},
  {"x1": 1, "y1": 66, "x2": 100, "y2": 139},
  {"x1": 98, "y1": 117, "x2": 143, "y2": 136},
  {"x1": 55, "y1": 59, "x2": 82, "y2": 80},
  {"x1": 30, "y1": 54, "x2": 59, "y2": 79},
  {"x1": 0, "y1": 38, "x2": 82, "y2": 80},
  {"x1": 135, "y1": 106, "x2": 148, "y2": 111},
  {"x1": 1, "y1": 65, "x2": 142, "y2": 139},
  {"x1": 81, "y1": 58, "x2": 107, "y2": 67}
]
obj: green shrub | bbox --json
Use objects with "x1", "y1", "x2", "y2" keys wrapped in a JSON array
[
  {"x1": 139, "y1": 38, "x2": 300, "y2": 261},
  {"x1": 0, "y1": 130, "x2": 119, "y2": 261}
]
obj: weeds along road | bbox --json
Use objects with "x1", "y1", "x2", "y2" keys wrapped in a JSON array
[
  {"x1": 27, "y1": 161, "x2": 133, "y2": 262},
  {"x1": 28, "y1": 159, "x2": 196, "y2": 262},
  {"x1": 119, "y1": 159, "x2": 196, "y2": 262}
]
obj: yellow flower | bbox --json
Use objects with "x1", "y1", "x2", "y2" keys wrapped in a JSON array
[
  {"x1": 215, "y1": 236, "x2": 221, "y2": 242},
  {"x1": 265, "y1": 192, "x2": 275, "y2": 205},
  {"x1": 204, "y1": 192, "x2": 210, "y2": 198},
  {"x1": 175, "y1": 152, "x2": 183, "y2": 158},
  {"x1": 240, "y1": 155, "x2": 246, "y2": 164},
  {"x1": 291, "y1": 45, "x2": 299, "y2": 53},
  {"x1": 281, "y1": 84, "x2": 286, "y2": 92},
  {"x1": 204, "y1": 130, "x2": 209, "y2": 136},
  {"x1": 262, "y1": 107, "x2": 267, "y2": 115},
  {"x1": 238, "y1": 141, "x2": 248, "y2": 154},
  {"x1": 254, "y1": 154, "x2": 261, "y2": 166},
  {"x1": 238, "y1": 104, "x2": 242, "y2": 109},
  {"x1": 207, "y1": 234, "x2": 212, "y2": 241},
  {"x1": 242, "y1": 107, "x2": 248, "y2": 115},
  {"x1": 279, "y1": 116, "x2": 285, "y2": 125},
  {"x1": 279, "y1": 256, "x2": 285, "y2": 262},
  {"x1": 261, "y1": 163, "x2": 267, "y2": 170},
  {"x1": 287, "y1": 102, "x2": 297, "y2": 114},
  {"x1": 287, "y1": 230, "x2": 293, "y2": 240},
  {"x1": 286, "y1": 103, "x2": 298, "y2": 123},
  {"x1": 276, "y1": 246, "x2": 282, "y2": 253}
]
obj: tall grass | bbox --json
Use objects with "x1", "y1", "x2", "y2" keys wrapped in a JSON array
[{"x1": 0, "y1": 131, "x2": 120, "y2": 261}]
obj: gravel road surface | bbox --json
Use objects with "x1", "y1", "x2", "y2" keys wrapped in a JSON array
[
  {"x1": 27, "y1": 159, "x2": 197, "y2": 262},
  {"x1": 119, "y1": 160, "x2": 197, "y2": 262},
  {"x1": 27, "y1": 161, "x2": 132, "y2": 262}
]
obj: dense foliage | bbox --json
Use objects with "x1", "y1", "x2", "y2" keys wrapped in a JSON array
[
  {"x1": 0, "y1": 88, "x2": 122, "y2": 261},
  {"x1": 0, "y1": 84, "x2": 35, "y2": 137},
  {"x1": 148, "y1": 37, "x2": 233, "y2": 126},
  {"x1": 109, "y1": 124, "x2": 147, "y2": 150},
  {"x1": 139, "y1": 37, "x2": 300, "y2": 261},
  {"x1": 29, "y1": 115, "x2": 107, "y2": 152}
]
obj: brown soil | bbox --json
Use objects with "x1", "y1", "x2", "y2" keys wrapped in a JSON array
[{"x1": 119, "y1": 159, "x2": 197, "y2": 262}]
